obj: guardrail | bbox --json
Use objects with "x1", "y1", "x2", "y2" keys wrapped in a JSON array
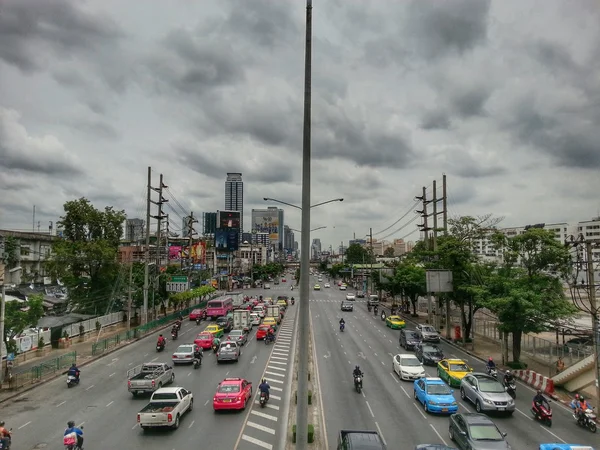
[{"x1": 6, "y1": 351, "x2": 77, "y2": 389}]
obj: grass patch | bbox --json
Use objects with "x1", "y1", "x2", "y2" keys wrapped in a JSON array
[
  {"x1": 292, "y1": 424, "x2": 315, "y2": 443},
  {"x1": 294, "y1": 390, "x2": 313, "y2": 405}
]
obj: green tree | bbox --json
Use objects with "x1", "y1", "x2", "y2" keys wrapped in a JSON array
[
  {"x1": 383, "y1": 247, "x2": 395, "y2": 258},
  {"x1": 46, "y1": 198, "x2": 126, "y2": 314},
  {"x1": 1, "y1": 236, "x2": 20, "y2": 268},
  {"x1": 3, "y1": 294, "x2": 45, "y2": 351},
  {"x1": 389, "y1": 263, "x2": 427, "y2": 315},
  {"x1": 345, "y1": 243, "x2": 372, "y2": 264}
]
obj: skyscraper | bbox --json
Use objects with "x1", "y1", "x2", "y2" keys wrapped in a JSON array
[{"x1": 225, "y1": 173, "x2": 244, "y2": 233}]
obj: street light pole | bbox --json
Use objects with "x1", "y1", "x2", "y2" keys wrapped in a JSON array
[{"x1": 297, "y1": 0, "x2": 313, "y2": 447}]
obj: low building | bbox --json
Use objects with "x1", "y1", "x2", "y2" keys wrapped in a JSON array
[{"x1": 0, "y1": 230, "x2": 56, "y2": 284}]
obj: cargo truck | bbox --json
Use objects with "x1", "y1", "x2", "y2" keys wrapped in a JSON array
[{"x1": 233, "y1": 309, "x2": 251, "y2": 332}]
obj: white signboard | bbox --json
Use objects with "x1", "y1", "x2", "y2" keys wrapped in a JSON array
[{"x1": 166, "y1": 282, "x2": 189, "y2": 293}]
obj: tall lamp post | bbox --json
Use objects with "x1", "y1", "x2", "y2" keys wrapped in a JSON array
[
  {"x1": 1, "y1": 266, "x2": 22, "y2": 385},
  {"x1": 250, "y1": 229, "x2": 257, "y2": 285}
]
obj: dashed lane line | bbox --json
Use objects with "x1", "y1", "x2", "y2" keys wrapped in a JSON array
[
  {"x1": 246, "y1": 421, "x2": 276, "y2": 435},
  {"x1": 264, "y1": 371, "x2": 285, "y2": 378},
  {"x1": 254, "y1": 401, "x2": 280, "y2": 410},
  {"x1": 250, "y1": 410, "x2": 279, "y2": 421},
  {"x1": 268, "y1": 361, "x2": 287, "y2": 365},
  {"x1": 241, "y1": 435, "x2": 273, "y2": 450},
  {"x1": 267, "y1": 365, "x2": 287, "y2": 372}
]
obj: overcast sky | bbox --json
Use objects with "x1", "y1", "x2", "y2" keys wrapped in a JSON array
[{"x1": 1, "y1": 0, "x2": 599, "y2": 250}]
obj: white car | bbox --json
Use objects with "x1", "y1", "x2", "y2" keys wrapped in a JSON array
[
  {"x1": 250, "y1": 312, "x2": 261, "y2": 326},
  {"x1": 392, "y1": 354, "x2": 426, "y2": 381},
  {"x1": 324, "y1": 283, "x2": 331, "y2": 288},
  {"x1": 339, "y1": 285, "x2": 347, "y2": 291},
  {"x1": 345, "y1": 293, "x2": 356, "y2": 301},
  {"x1": 264, "y1": 283, "x2": 271, "y2": 289}
]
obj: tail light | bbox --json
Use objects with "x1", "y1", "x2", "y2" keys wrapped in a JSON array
[
  {"x1": 216, "y1": 353, "x2": 219, "y2": 357},
  {"x1": 128, "y1": 380, "x2": 131, "y2": 388},
  {"x1": 167, "y1": 413, "x2": 173, "y2": 422},
  {"x1": 137, "y1": 414, "x2": 140, "y2": 423},
  {"x1": 151, "y1": 380, "x2": 155, "y2": 387}
]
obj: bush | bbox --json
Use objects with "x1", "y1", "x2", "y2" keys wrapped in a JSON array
[
  {"x1": 292, "y1": 424, "x2": 314, "y2": 443},
  {"x1": 95, "y1": 321, "x2": 101, "y2": 332},
  {"x1": 79, "y1": 324, "x2": 85, "y2": 336},
  {"x1": 507, "y1": 361, "x2": 528, "y2": 370},
  {"x1": 62, "y1": 330, "x2": 69, "y2": 339},
  {"x1": 294, "y1": 390, "x2": 313, "y2": 405},
  {"x1": 38, "y1": 336, "x2": 45, "y2": 348}
]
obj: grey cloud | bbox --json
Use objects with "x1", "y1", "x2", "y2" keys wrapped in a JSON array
[
  {"x1": 67, "y1": 117, "x2": 120, "y2": 141},
  {"x1": 449, "y1": 86, "x2": 490, "y2": 118},
  {"x1": 0, "y1": 0, "x2": 125, "y2": 73},
  {"x1": 420, "y1": 110, "x2": 452, "y2": 130},
  {"x1": 404, "y1": 0, "x2": 491, "y2": 59}
]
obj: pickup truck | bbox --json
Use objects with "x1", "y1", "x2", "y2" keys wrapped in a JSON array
[
  {"x1": 137, "y1": 387, "x2": 193, "y2": 430},
  {"x1": 127, "y1": 362, "x2": 175, "y2": 397},
  {"x1": 337, "y1": 430, "x2": 387, "y2": 450}
]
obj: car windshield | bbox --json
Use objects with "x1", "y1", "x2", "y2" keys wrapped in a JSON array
[
  {"x1": 401, "y1": 357, "x2": 421, "y2": 366},
  {"x1": 390, "y1": 316, "x2": 401, "y2": 321},
  {"x1": 406, "y1": 332, "x2": 419, "y2": 339},
  {"x1": 220, "y1": 343, "x2": 236, "y2": 351},
  {"x1": 479, "y1": 381, "x2": 506, "y2": 393},
  {"x1": 422, "y1": 326, "x2": 436, "y2": 333},
  {"x1": 176, "y1": 346, "x2": 193, "y2": 353},
  {"x1": 259, "y1": 326, "x2": 269, "y2": 331},
  {"x1": 229, "y1": 331, "x2": 242, "y2": 336},
  {"x1": 449, "y1": 363, "x2": 469, "y2": 371},
  {"x1": 196, "y1": 335, "x2": 211, "y2": 340},
  {"x1": 422, "y1": 345, "x2": 440, "y2": 353},
  {"x1": 427, "y1": 384, "x2": 452, "y2": 395},
  {"x1": 469, "y1": 424, "x2": 503, "y2": 441},
  {"x1": 217, "y1": 384, "x2": 240, "y2": 393}
]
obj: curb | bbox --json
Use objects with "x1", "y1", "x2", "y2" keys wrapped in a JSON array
[{"x1": 0, "y1": 320, "x2": 177, "y2": 405}]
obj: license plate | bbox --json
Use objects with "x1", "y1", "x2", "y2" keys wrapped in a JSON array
[
  {"x1": 498, "y1": 407, "x2": 505, "y2": 411},
  {"x1": 223, "y1": 399, "x2": 231, "y2": 403},
  {"x1": 138, "y1": 391, "x2": 144, "y2": 394},
  {"x1": 442, "y1": 408, "x2": 448, "y2": 412}
]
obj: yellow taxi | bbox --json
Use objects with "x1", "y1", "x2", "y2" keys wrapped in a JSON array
[
  {"x1": 203, "y1": 324, "x2": 224, "y2": 338},
  {"x1": 313, "y1": 284, "x2": 321, "y2": 291},
  {"x1": 262, "y1": 317, "x2": 278, "y2": 330},
  {"x1": 385, "y1": 315, "x2": 406, "y2": 330},
  {"x1": 276, "y1": 299, "x2": 287, "y2": 307},
  {"x1": 437, "y1": 358, "x2": 473, "y2": 387},
  {"x1": 264, "y1": 297, "x2": 273, "y2": 304}
]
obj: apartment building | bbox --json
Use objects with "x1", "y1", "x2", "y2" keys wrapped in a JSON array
[{"x1": 0, "y1": 230, "x2": 55, "y2": 284}]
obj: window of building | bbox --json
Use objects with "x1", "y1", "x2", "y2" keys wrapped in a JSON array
[{"x1": 20, "y1": 246, "x2": 31, "y2": 256}]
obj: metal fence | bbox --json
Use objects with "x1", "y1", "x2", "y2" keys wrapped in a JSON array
[
  {"x1": 61, "y1": 312, "x2": 123, "y2": 338},
  {"x1": 7, "y1": 351, "x2": 77, "y2": 389}
]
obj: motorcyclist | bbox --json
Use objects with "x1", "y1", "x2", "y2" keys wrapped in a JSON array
[
  {"x1": 67, "y1": 363, "x2": 80, "y2": 381},
  {"x1": 533, "y1": 390, "x2": 549, "y2": 413},
  {"x1": 63, "y1": 420, "x2": 84, "y2": 449},
  {"x1": 353, "y1": 365, "x2": 363, "y2": 378},
  {"x1": 575, "y1": 396, "x2": 591, "y2": 424},
  {"x1": 486, "y1": 357, "x2": 496, "y2": 372},
  {"x1": 175, "y1": 319, "x2": 182, "y2": 330},
  {"x1": 157, "y1": 334, "x2": 166, "y2": 347},
  {"x1": 503, "y1": 369, "x2": 514, "y2": 386},
  {"x1": 339, "y1": 318, "x2": 345, "y2": 330},
  {"x1": 291, "y1": 297, "x2": 295, "y2": 305},
  {"x1": 267, "y1": 327, "x2": 275, "y2": 342},
  {"x1": 171, "y1": 325, "x2": 178, "y2": 338},
  {"x1": 569, "y1": 393, "x2": 581, "y2": 410},
  {"x1": 290, "y1": 285, "x2": 294, "y2": 290},
  {"x1": 373, "y1": 305, "x2": 378, "y2": 315},
  {"x1": 0, "y1": 421, "x2": 12, "y2": 449},
  {"x1": 259, "y1": 378, "x2": 271, "y2": 401},
  {"x1": 193, "y1": 345, "x2": 203, "y2": 362}
]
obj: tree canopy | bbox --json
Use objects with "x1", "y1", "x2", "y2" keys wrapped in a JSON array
[
  {"x1": 344, "y1": 243, "x2": 373, "y2": 264},
  {"x1": 2, "y1": 294, "x2": 45, "y2": 352}
]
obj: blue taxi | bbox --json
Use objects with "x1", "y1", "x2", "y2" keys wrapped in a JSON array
[
  {"x1": 413, "y1": 377, "x2": 458, "y2": 414},
  {"x1": 539, "y1": 446, "x2": 595, "y2": 450}
]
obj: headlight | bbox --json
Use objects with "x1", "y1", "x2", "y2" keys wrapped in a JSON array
[
  {"x1": 483, "y1": 398, "x2": 494, "y2": 404},
  {"x1": 428, "y1": 400, "x2": 438, "y2": 405},
  {"x1": 452, "y1": 402, "x2": 457, "y2": 406}
]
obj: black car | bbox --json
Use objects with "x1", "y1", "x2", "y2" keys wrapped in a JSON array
[
  {"x1": 216, "y1": 316, "x2": 233, "y2": 333},
  {"x1": 415, "y1": 343, "x2": 444, "y2": 365},
  {"x1": 448, "y1": 413, "x2": 510, "y2": 449},
  {"x1": 341, "y1": 301, "x2": 354, "y2": 312},
  {"x1": 400, "y1": 329, "x2": 422, "y2": 350}
]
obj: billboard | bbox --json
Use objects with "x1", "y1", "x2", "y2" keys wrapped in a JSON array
[
  {"x1": 190, "y1": 241, "x2": 206, "y2": 264},
  {"x1": 253, "y1": 210, "x2": 279, "y2": 242},
  {"x1": 169, "y1": 245, "x2": 183, "y2": 261},
  {"x1": 215, "y1": 229, "x2": 239, "y2": 251},
  {"x1": 218, "y1": 210, "x2": 241, "y2": 230}
]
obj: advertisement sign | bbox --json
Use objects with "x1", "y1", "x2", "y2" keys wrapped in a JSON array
[
  {"x1": 218, "y1": 210, "x2": 241, "y2": 230},
  {"x1": 215, "y1": 230, "x2": 239, "y2": 251},
  {"x1": 191, "y1": 241, "x2": 206, "y2": 264},
  {"x1": 253, "y1": 211, "x2": 279, "y2": 242},
  {"x1": 169, "y1": 245, "x2": 183, "y2": 261}
]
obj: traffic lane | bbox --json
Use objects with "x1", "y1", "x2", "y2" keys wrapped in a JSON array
[
  {"x1": 6, "y1": 321, "x2": 272, "y2": 450},
  {"x1": 314, "y1": 300, "x2": 444, "y2": 448},
  {"x1": 348, "y1": 304, "x2": 598, "y2": 448}
]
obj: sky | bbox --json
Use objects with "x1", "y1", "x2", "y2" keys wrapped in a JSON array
[{"x1": 1, "y1": 0, "x2": 599, "y2": 251}]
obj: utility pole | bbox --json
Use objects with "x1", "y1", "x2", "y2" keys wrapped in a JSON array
[
  {"x1": 442, "y1": 174, "x2": 448, "y2": 234},
  {"x1": 0, "y1": 281, "x2": 6, "y2": 384},
  {"x1": 154, "y1": 174, "x2": 168, "y2": 268},
  {"x1": 416, "y1": 186, "x2": 433, "y2": 325},
  {"x1": 127, "y1": 262, "x2": 133, "y2": 332},
  {"x1": 143, "y1": 167, "x2": 152, "y2": 326},
  {"x1": 188, "y1": 212, "x2": 198, "y2": 274},
  {"x1": 585, "y1": 241, "x2": 600, "y2": 411},
  {"x1": 369, "y1": 228, "x2": 373, "y2": 294}
]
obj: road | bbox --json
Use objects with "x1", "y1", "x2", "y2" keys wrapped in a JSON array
[
  {"x1": 310, "y1": 277, "x2": 598, "y2": 449},
  {"x1": 2, "y1": 286, "x2": 297, "y2": 450}
]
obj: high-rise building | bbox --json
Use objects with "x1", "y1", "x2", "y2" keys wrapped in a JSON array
[
  {"x1": 311, "y1": 238, "x2": 322, "y2": 260},
  {"x1": 251, "y1": 207, "x2": 284, "y2": 250},
  {"x1": 225, "y1": 173, "x2": 244, "y2": 233},
  {"x1": 181, "y1": 216, "x2": 191, "y2": 238},
  {"x1": 125, "y1": 218, "x2": 144, "y2": 242},
  {"x1": 284, "y1": 225, "x2": 294, "y2": 252},
  {"x1": 203, "y1": 212, "x2": 217, "y2": 235}
]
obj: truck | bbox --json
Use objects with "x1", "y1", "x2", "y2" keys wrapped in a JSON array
[
  {"x1": 266, "y1": 305, "x2": 281, "y2": 323},
  {"x1": 230, "y1": 291, "x2": 245, "y2": 309},
  {"x1": 127, "y1": 362, "x2": 175, "y2": 397},
  {"x1": 337, "y1": 430, "x2": 387, "y2": 450},
  {"x1": 233, "y1": 309, "x2": 251, "y2": 331},
  {"x1": 137, "y1": 387, "x2": 193, "y2": 430}
]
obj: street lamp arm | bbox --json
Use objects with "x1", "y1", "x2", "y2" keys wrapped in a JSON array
[
  {"x1": 263, "y1": 197, "x2": 301, "y2": 210},
  {"x1": 310, "y1": 198, "x2": 343, "y2": 209},
  {"x1": 290, "y1": 226, "x2": 327, "y2": 233}
]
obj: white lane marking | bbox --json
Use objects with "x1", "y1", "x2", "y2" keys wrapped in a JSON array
[
  {"x1": 132, "y1": 423, "x2": 139, "y2": 430},
  {"x1": 413, "y1": 402, "x2": 427, "y2": 419},
  {"x1": 381, "y1": 361, "x2": 385, "y2": 366},
  {"x1": 56, "y1": 401, "x2": 66, "y2": 407},
  {"x1": 265, "y1": 371, "x2": 285, "y2": 377},
  {"x1": 250, "y1": 410, "x2": 278, "y2": 421},
  {"x1": 269, "y1": 394, "x2": 282, "y2": 401},
  {"x1": 144, "y1": 353, "x2": 148, "y2": 357},
  {"x1": 270, "y1": 386, "x2": 283, "y2": 392},
  {"x1": 400, "y1": 386, "x2": 410, "y2": 398},
  {"x1": 268, "y1": 360, "x2": 287, "y2": 365},
  {"x1": 267, "y1": 365, "x2": 287, "y2": 372},
  {"x1": 389, "y1": 340, "x2": 393, "y2": 344},
  {"x1": 109, "y1": 372, "x2": 116, "y2": 377},
  {"x1": 388, "y1": 352, "x2": 393, "y2": 356},
  {"x1": 459, "y1": 401, "x2": 470, "y2": 410},
  {"x1": 265, "y1": 377, "x2": 284, "y2": 384},
  {"x1": 540, "y1": 427, "x2": 567, "y2": 443},
  {"x1": 85, "y1": 385, "x2": 95, "y2": 391},
  {"x1": 389, "y1": 372, "x2": 399, "y2": 383},
  {"x1": 187, "y1": 372, "x2": 191, "y2": 377},
  {"x1": 247, "y1": 421, "x2": 276, "y2": 434},
  {"x1": 106, "y1": 401, "x2": 114, "y2": 407},
  {"x1": 271, "y1": 356, "x2": 288, "y2": 361},
  {"x1": 430, "y1": 424, "x2": 449, "y2": 446},
  {"x1": 225, "y1": 371, "x2": 230, "y2": 376},
  {"x1": 366, "y1": 401, "x2": 375, "y2": 418},
  {"x1": 254, "y1": 401, "x2": 280, "y2": 410},
  {"x1": 204, "y1": 400, "x2": 209, "y2": 406},
  {"x1": 188, "y1": 420, "x2": 195, "y2": 428},
  {"x1": 128, "y1": 362, "x2": 133, "y2": 366},
  {"x1": 150, "y1": 357, "x2": 158, "y2": 362},
  {"x1": 242, "y1": 434, "x2": 273, "y2": 449},
  {"x1": 515, "y1": 408, "x2": 533, "y2": 420},
  {"x1": 18, "y1": 421, "x2": 31, "y2": 429},
  {"x1": 375, "y1": 422, "x2": 387, "y2": 447}
]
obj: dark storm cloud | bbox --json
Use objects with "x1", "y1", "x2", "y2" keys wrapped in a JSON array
[
  {"x1": 0, "y1": 0, "x2": 125, "y2": 72},
  {"x1": 449, "y1": 86, "x2": 490, "y2": 118},
  {"x1": 67, "y1": 117, "x2": 120, "y2": 141},
  {"x1": 420, "y1": 110, "x2": 452, "y2": 130},
  {"x1": 404, "y1": 0, "x2": 491, "y2": 59}
]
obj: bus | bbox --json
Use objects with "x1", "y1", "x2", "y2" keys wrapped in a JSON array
[{"x1": 206, "y1": 297, "x2": 234, "y2": 319}]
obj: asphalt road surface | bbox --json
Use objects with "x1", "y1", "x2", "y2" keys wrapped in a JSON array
[
  {"x1": 2, "y1": 285, "x2": 297, "y2": 450},
  {"x1": 310, "y1": 278, "x2": 598, "y2": 449}
]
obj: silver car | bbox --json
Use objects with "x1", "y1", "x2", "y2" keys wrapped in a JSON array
[
  {"x1": 171, "y1": 344, "x2": 199, "y2": 365},
  {"x1": 459, "y1": 373, "x2": 515, "y2": 414},
  {"x1": 416, "y1": 324, "x2": 440, "y2": 342},
  {"x1": 227, "y1": 329, "x2": 248, "y2": 346}
]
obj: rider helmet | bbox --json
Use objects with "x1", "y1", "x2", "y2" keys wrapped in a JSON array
[
  {"x1": 67, "y1": 421, "x2": 75, "y2": 428},
  {"x1": 0, "y1": 421, "x2": 4, "y2": 426},
  {"x1": 579, "y1": 396, "x2": 585, "y2": 401},
  {"x1": 488, "y1": 357, "x2": 493, "y2": 361},
  {"x1": 262, "y1": 378, "x2": 266, "y2": 384},
  {"x1": 575, "y1": 394, "x2": 580, "y2": 400},
  {"x1": 537, "y1": 390, "x2": 542, "y2": 395},
  {"x1": 355, "y1": 365, "x2": 360, "y2": 371},
  {"x1": 71, "y1": 363, "x2": 77, "y2": 368},
  {"x1": 505, "y1": 369, "x2": 511, "y2": 375}
]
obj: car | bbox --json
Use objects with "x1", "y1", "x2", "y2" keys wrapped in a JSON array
[
  {"x1": 356, "y1": 291, "x2": 365, "y2": 298},
  {"x1": 264, "y1": 283, "x2": 271, "y2": 289},
  {"x1": 274, "y1": 280, "x2": 280, "y2": 285},
  {"x1": 460, "y1": 373, "x2": 515, "y2": 414},
  {"x1": 416, "y1": 324, "x2": 441, "y2": 342},
  {"x1": 318, "y1": 277, "x2": 323, "y2": 282},
  {"x1": 216, "y1": 316, "x2": 233, "y2": 332},
  {"x1": 341, "y1": 301, "x2": 354, "y2": 311},
  {"x1": 448, "y1": 413, "x2": 511, "y2": 449},
  {"x1": 262, "y1": 317, "x2": 278, "y2": 330},
  {"x1": 250, "y1": 312, "x2": 261, "y2": 326},
  {"x1": 313, "y1": 284, "x2": 321, "y2": 290},
  {"x1": 253, "y1": 306, "x2": 266, "y2": 318},
  {"x1": 367, "y1": 295, "x2": 379, "y2": 306},
  {"x1": 564, "y1": 336, "x2": 594, "y2": 353},
  {"x1": 413, "y1": 377, "x2": 458, "y2": 414},
  {"x1": 189, "y1": 308, "x2": 206, "y2": 321},
  {"x1": 216, "y1": 341, "x2": 241, "y2": 363},
  {"x1": 415, "y1": 446, "x2": 458, "y2": 450},
  {"x1": 227, "y1": 329, "x2": 248, "y2": 346},
  {"x1": 324, "y1": 283, "x2": 331, "y2": 288},
  {"x1": 437, "y1": 359, "x2": 473, "y2": 387},
  {"x1": 400, "y1": 329, "x2": 422, "y2": 350},
  {"x1": 203, "y1": 324, "x2": 224, "y2": 338},
  {"x1": 172, "y1": 343, "x2": 199, "y2": 365},
  {"x1": 385, "y1": 315, "x2": 406, "y2": 330},
  {"x1": 194, "y1": 332, "x2": 216, "y2": 350},
  {"x1": 393, "y1": 353, "x2": 426, "y2": 381},
  {"x1": 256, "y1": 325, "x2": 274, "y2": 340},
  {"x1": 346, "y1": 293, "x2": 356, "y2": 301},
  {"x1": 339, "y1": 284, "x2": 347, "y2": 291},
  {"x1": 415, "y1": 343, "x2": 444, "y2": 365},
  {"x1": 282, "y1": 278, "x2": 286, "y2": 282},
  {"x1": 213, "y1": 377, "x2": 253, "y2": 411}
]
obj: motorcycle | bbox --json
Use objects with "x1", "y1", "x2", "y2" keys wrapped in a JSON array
[
  {"x1": 193, "y1": 356, "x2": 202, "y2": 369},
  {"x1": 63, "y1": 426, "x2": 83, "y2": 450},
  {"x1": 373, "y1": 307, "x2": 378, "y2": 316},
  {"x1": 171, "y1": 331, "x2": 178, "y2": 341},
  {"x1": 196, "y1": 318, "x2": 201, "y2": 326},
  {"x1": 504, "y1": 380, "x2": 516, "y2": 399},
  {"x1": 354, "y1": 374, "x2": 363, "y2": 393},
  {"x1": 291, "y1": 298, "x2": 295, "y2": 305},
  {"x1": 531, "y1": 402, "x2": 553, "y2": 427},
  {"x1": 212, "y1": 343, "x2": 219, "y2": 353},
  {"x1": 156, "y1": 341, "x2": 165, "y2": 352},
  {"x1": 259, "y1": 391, "x2": 268, "y2": 408},
  {"x1": 66, "y1": 374, "x2": 80, "y2": 388},
  {"x1": 573, "y1": 408, "x2": 597, "y2": 433},
  {"x1": 265, "y1": 334, "x2": 275, "y2": 345},
  {"x1": 487, "y1": 367, "x2": 498, "y2": 379},
  {"x1": 290, "y1": 286, "x2": 294, "y2": 290},
  {"x1": 0, "y1": 429, "x2": 12, "y2": 450},
  {"x1": 340, "y1": 323, "x2": 345, "y2": 332},
  {"x1": 367, "y1": 305, "x2": 372, "y2": 312}
]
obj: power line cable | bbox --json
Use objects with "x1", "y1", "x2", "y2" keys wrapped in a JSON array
[{"x1": 373, "y1": 200, "x2": 420, "y2": 236}]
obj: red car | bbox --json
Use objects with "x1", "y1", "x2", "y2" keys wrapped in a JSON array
[
  {"x1": 282, "y1": 278, "x2": 286, "y2": 282},
  {"x1": 213, "y1": 377, "x2": 253, "y2": 411},
  {"x1": 194, "y1": 332, "x2": 215, "y2": 349},
  {"x1": 256, "y1": 325, "x2": 274, "y2": 340},
  {"x1": 189, "y1": 308, "x2": 207, "y2": 321}
]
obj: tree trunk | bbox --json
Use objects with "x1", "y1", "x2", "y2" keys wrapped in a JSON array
[
  {"x1": 410, "y1": 296, "x2": 418, "y2": 316},
  {"x1": 512, "y1": 329, "x2": 522, "y2": 362}
]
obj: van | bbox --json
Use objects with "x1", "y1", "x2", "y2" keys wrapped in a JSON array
[{"x1": 368, "y1": 295, "x2": 379, "y2": 307}]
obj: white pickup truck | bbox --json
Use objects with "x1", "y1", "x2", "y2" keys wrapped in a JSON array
[
  {"x1": 127, "y1": 362, "x2": 175, "y2": 396},
  {"x1": 137, "y1": 387, "x2": 193, "y2": 430}
]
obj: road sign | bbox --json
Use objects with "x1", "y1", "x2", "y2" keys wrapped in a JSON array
[
  {"x1": 167, "y1": 276, "x2": 189, "y2": 293},
  {"x1": 169, "y1": 276, "x2": 188, "y2": 283}
]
